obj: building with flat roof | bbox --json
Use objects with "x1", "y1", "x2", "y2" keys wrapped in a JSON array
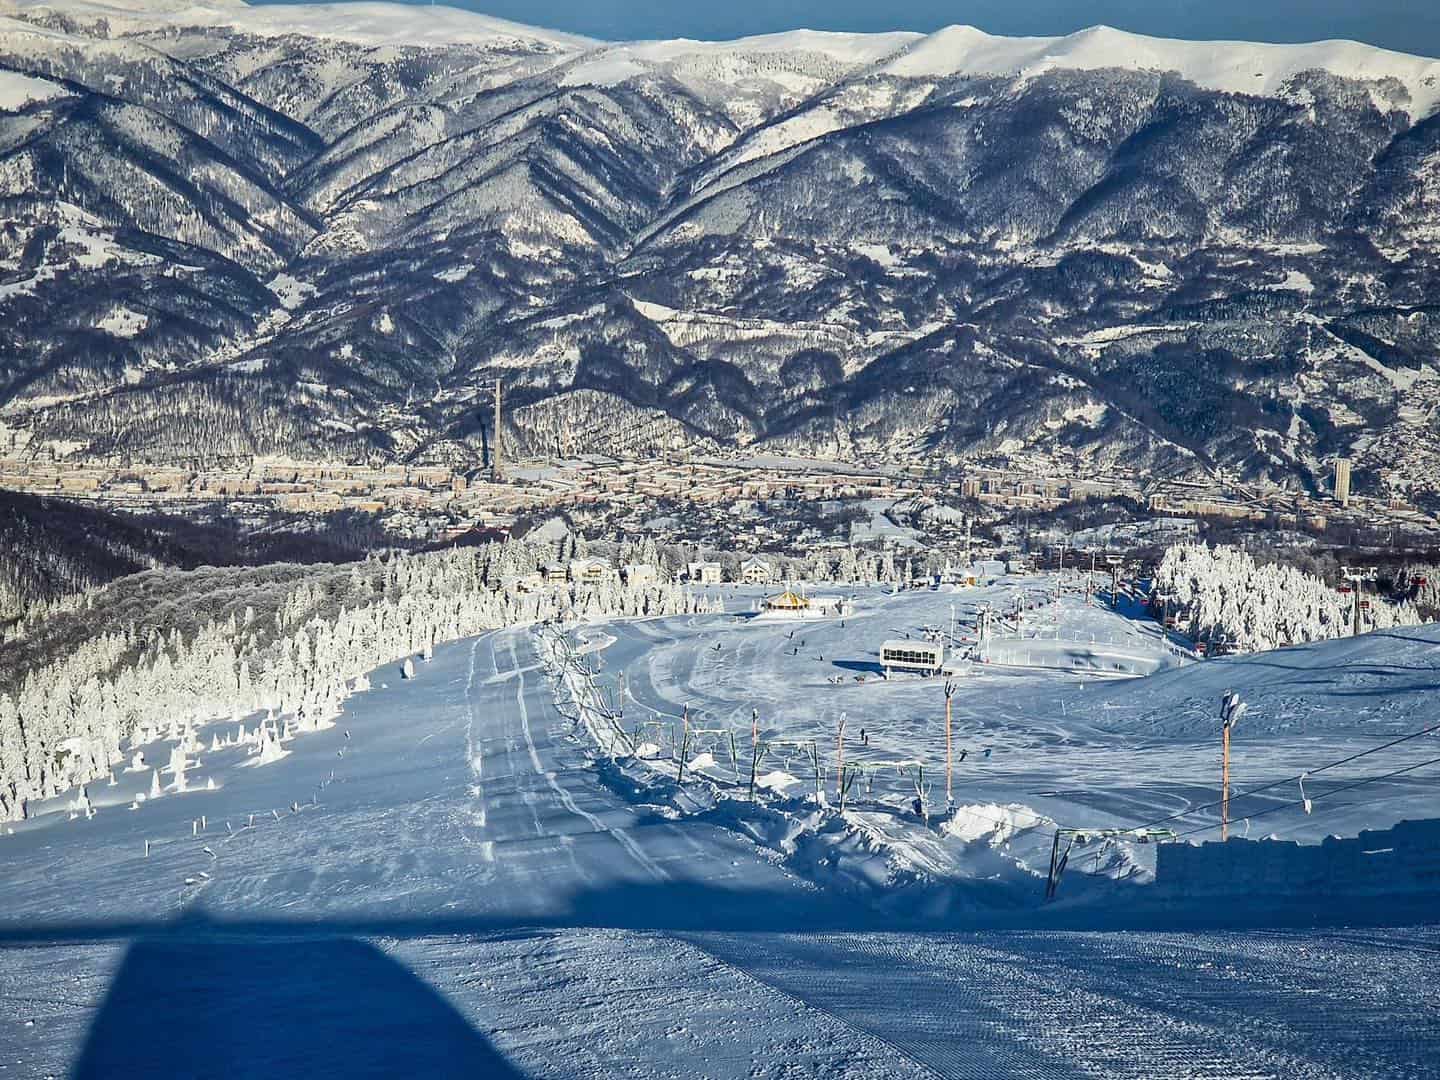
[{"x1": 880, "y1": 640, "x2": 945, "y2": 675}]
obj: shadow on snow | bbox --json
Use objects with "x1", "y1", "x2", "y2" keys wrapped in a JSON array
[{"x1": 70, "y1": 908, "x2": 527, "y2": 1080}]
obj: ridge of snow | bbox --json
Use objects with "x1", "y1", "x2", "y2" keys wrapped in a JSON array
[
  {"x1": 882, "y1": 24, "x2": 1440, "y2": 119},
  {"x1": 557, "y1": 29, "x2": 919, "y2": 88},
  {"x1": 5, "y1": 2, "x2": 1436, "y2": 118},
  {"x1": 0, "y1": 0, "x2": 595, "y2": 49}
]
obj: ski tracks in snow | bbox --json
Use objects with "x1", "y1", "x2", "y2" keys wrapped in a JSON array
[{"x1": 507, "y1": 634, "x2": 668, "y2": 883}]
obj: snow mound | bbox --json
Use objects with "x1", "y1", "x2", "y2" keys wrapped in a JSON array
[
  {"x1": 943, "y1": 803, "x2": 1046, "y2": 844},
  {"x1": 755, "y1": 769, "x2": 802, "y2": 793}
]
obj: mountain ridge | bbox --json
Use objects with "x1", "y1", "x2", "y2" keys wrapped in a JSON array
[{"x1": 0, "y1": 0, "x2": 1437, "y2": 500}]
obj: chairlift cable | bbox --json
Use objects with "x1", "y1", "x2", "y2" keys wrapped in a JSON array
[
  {"x1": 1127, "y1": 720, "x2": 1440, "y2": 833},
  {"x1": 1165, "y1": 752, "x2": 1440, "y2": 843}
]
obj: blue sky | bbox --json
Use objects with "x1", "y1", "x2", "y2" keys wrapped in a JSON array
[{"x1": 257, "y1": 0, "x2": 1436, "y2": 57}]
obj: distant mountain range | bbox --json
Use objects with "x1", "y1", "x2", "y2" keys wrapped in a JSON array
[{"x1": 1, "y1": 0, "x2": 1438, "y2": 498}]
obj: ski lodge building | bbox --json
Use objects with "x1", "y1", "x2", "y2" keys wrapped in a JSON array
[
  {"x1": 622, "y1": 563, "x2": 658, "y2": 586},
  {"x1": 688, "y1": 561, "x2": 723, "y2": 585},
  {"x1": 740, "y1": 557, "x2": 773, "y2": 584},
  {"x1": 569, "y1": 557, "x2": 615, "y2": 585},
  {"x1": 880, "y1": 639, "x2": 945, "y2": 675}
]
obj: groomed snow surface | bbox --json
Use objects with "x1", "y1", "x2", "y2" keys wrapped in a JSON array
[{"x1": 2, "y1": 578, "x2": 1439, "y2": 1076}]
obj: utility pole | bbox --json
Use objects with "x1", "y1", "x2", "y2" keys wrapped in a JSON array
[
  {"x1": 1220, "y1": 691, "x2": 1246, "y2": 841},
  {"x1": 943, "y1": 680, "x2": 957, "y2": 808}
]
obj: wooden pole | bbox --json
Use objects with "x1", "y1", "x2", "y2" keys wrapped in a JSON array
[
  {"x1": 1221, "y1": 723, "x2": 1231, "y2": 842},
  {"x1": 835, "y1": 712, "x2": 846, "y2": 800}
]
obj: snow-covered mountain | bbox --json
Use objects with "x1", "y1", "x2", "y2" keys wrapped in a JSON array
[{"x1": 2, "y1": 0, "x2": 1439, "y2": 493}]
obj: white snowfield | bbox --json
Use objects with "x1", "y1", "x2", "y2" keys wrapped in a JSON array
[
  {"x1": 880, "y1": 24, "x2": 1440, "y2": 119},
  {"x1": 3, "y1": 0, "x2": 1438, "y2": 118},
  {"x1": 0, "y1": 0, "x2": 595, "y2": 48},
  {"x1": 1, "y1": 581, "x2": 1439, "y2": 1076}
]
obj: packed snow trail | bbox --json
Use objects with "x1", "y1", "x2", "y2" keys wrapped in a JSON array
[{"x1": 1, "y1": 628, "x2": 1438, "y2": 1077}]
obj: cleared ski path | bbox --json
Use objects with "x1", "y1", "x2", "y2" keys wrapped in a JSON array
[{"x1": 1, "y1": 629, "x2": 1437, "y2": 1077}]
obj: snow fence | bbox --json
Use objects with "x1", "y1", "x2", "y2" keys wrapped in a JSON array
[{"x1": 1156, "y1": 818, "x2": 1440, "y2": 898}]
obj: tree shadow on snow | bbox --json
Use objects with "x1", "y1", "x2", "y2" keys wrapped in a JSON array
[{"x1": 71, "y1": 909, "x2": 527, "y2": 1080}]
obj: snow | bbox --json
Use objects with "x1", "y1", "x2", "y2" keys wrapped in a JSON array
[
  {"x1": 557, "y1": 29, "x2": 917, "y2": 88},
  {"x1": 95, "y1": 305, "x2": 147, "y2": 338},
  {"x1": 848, "y1": 498, "x2": 922, "y2": 547},
  {"x1": 1271, "y1": 268, "x2": 1315, "y2": 294},
  {"x1": 883, "y1": 24, "x2": 1440, "y2": 121},
  {"x1": 0, "y1": 68, "x2": 68, "y2": 110},
  {"x1": 942, "y1": 802, "x2": 1043, "y2": 843},
  {"x1": 853, "y1": 242, "x2": 900, "y2": 268},
  {"x1": 266, "y1": 273, "x2": 317, "y2": 311},
  {"x1": 755, "y1": 769, "x2": 802, "y2": 793},
  {"x1": 0, "y1": 0, "x2": 594, "y2": 49},
  {"x1": 1, "y1": 576, "x2": 1438, "y2": 1074}
]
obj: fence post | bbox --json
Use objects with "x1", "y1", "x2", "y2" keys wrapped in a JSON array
[
  {"x1": 676, "y1": 705, "x2": 690, "y2": 786},
  {"x1": 749, "y1": 738, "x2": 762, "y2": 802}
]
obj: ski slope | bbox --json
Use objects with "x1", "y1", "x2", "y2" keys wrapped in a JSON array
[
  {"x1": 600, "y1": 580, "x2": 1440, "y2": 863},
  {"x1": 1, "y1": 588, "x2": 1439, "y2": 1076}
]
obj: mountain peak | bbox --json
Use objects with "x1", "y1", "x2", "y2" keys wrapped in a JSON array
[
  {"x1": 880, "y1": 21, "x2": 1440, "y2": 119},
  {"x1": 0, "y1": 0, "x2": 595, "y2": 49}
]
